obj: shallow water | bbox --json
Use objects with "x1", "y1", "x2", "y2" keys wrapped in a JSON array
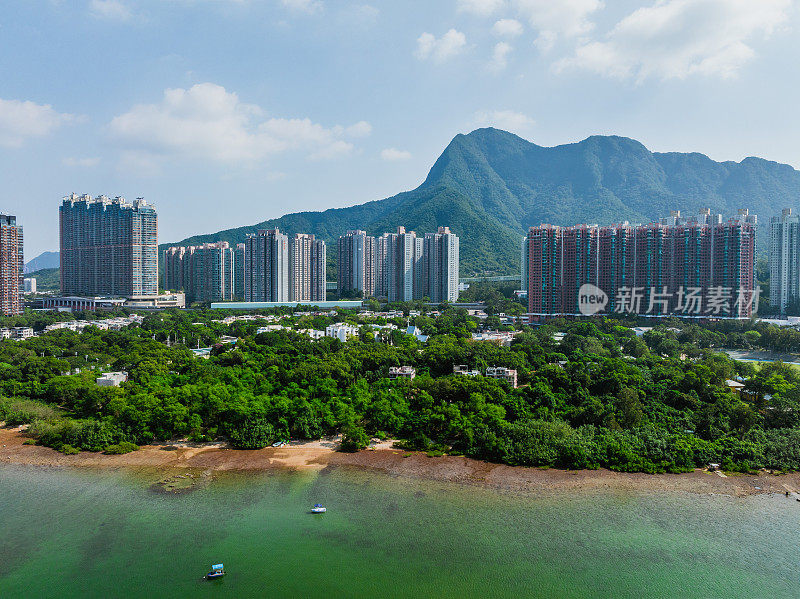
[{"x1": 0, "y1": 465, "x2": 797, "y2": 598}]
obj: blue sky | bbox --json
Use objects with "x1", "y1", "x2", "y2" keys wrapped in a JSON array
[{"x1": 1, "y1": 0, "x2": 797, "y2": 258}]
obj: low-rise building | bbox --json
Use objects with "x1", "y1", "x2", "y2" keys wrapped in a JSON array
[
  {"x1": 453, "y1": 365, "x2": 481, "y2": 377},
  {"x1": 325, "y1": 322, "x2": 359, "y2": 342},
  {"x1": 96, "y1": 371, "x2": 128, "y2": 387},
  {"x1": 389, "y1": 366, "x2": 416, "y2": 380},
  {"x1": 485, "y1": 366, "x2": 518, "y2": 388},
  {"x1": 43, "y1": 296, "x2": 127, "y2": 312},
  {"x1": 405, "y1": 325, "x2": 429, "y2": 343},
  {"x1": 123, "y1": 293, "x2": 186, "y2": 309},
  {"x1": 471, "y1": 331, "x2": 517, "y2": 347},
  {"x1": 299, "y1": 328, "x2": 325, "y2": 340}
]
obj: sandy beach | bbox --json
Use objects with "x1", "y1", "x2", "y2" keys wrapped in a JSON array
[{"x1": 2, "y1": 425, "x2": 800, "y2": 497}]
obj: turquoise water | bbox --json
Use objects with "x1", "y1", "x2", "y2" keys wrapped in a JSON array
[{"x1": 0, "y1": 464, "x2": 797, "y2": 598}]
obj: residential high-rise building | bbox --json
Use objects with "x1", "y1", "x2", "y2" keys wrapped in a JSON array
[
  {"x1": 164, "y1": 246, "x2": 185, "y2": 291},
  {"x1": 337, "y1": 230, "x2": 375, "y2": 298},
  {"x1": 191, "y1": 242, "x2": 235, "y2": 303},
  {"x1": 289, "y1": 234, "x2": 326, "y2": 302},
  {"x1": 163, "y1": 242, "x2": 234, "y2": 302},
  {"x1": 0, "y1": 214, "x2": 23, "y2": 315},
  {"x1": 60, "y1": 194, "x2": 158, "y2": 297},
  {"x1": 245, "y1": 229, "x2": 289, "y2": 302},
  {"x1": 375, "y1": 233, "x2": 391, "y2": 299},
  {"x1": 526, "y1": 210, "x2": 757, "y2": 318},
  {"x1": 423, "y1": 226, "x2": 459, "y2": 303},
  {"x1": 382, "y1": 227, "x2": 422, "y2": 302},
  {"x1": 234, "y1": 243, "x2": 246, "y2": 300},
  {"x1": 770, "y1": 208, "x2": 800, "y2": 315}
]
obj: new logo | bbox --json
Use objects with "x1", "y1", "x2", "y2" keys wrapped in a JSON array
[{"x1": 579, "y1": 283, "x2": 608, "y2": 316}]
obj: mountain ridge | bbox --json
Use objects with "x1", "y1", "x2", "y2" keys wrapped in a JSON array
[{"x1": 164, "y1": 128, "x2": 800, "y2": 276}]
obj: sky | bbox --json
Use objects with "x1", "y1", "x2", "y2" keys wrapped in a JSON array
[{"x1": 1, "y1": 0, "x2": 798, "y2": 259}]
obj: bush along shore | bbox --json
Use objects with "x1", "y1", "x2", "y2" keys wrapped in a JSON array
[{"x1": 1, "y1": 307, "x2": 800, "y2": 474}]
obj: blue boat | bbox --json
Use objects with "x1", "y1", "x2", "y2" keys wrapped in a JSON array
[
  {"x1": 311, "y1": 504, "x2": 327, "y2": 513},
  {"x1": 206, "y1": 563, "x2": 225, "y2": 579}
]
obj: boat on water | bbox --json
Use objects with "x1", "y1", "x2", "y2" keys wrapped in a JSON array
[
  {"x1": 311, "y1": 504, "x2": 327, "y2": 513},
  {"x1": 206, "y1": 564, "x2": 225, "y2": 579}
]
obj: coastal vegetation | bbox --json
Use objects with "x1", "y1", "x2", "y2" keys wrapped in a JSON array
[{"x1": 1, "y1": 307, "x2": 800, "y2": 473}]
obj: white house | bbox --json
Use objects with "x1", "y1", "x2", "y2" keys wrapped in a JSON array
[{"x1": 325, "y1": 322, "x2": 359, "y2": 342}]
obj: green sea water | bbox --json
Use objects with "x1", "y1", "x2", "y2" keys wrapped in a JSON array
[{"x1": 0, "y1": 464, "x2": 797, "y2": 598}]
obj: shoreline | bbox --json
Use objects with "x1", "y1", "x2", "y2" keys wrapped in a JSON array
[{"x1": 2, "y1": 426, "x2": 800, "y2": 497}]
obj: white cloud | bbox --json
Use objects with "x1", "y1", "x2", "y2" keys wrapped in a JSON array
[
  {"x1": 415, "y1": 29, "x2": 468, "y2": 63},
  {"x1": 0, "y1": 98, "x2": 77, "y2": 147},
  {"x1": 489, "y1": 42, "x2": 513, "y2": 70},
  {"x1": 343, "y1": 120, "x2": 373, "y2": 138},
  {"x1": 89, "y1": 0, "x2": 133, "y2": 21},
  {"x1": 457, "y1": 0, "x2": 506, "y2": 17},
  {"x1": 63, "y1": 157, "x2": 101, "y2": 167},
  {"x1": 473, "y1": 109, "x2": 535, "y2": 135},
  {"x1": 557, "y1": 0, "x2": 791, "y2": 81},
  {"x1": 381, "y1": 148, "x2": 412, "y2": 161},
  {"x1": 492, "y1": 18, "x2": 523, "y2": 37},
  {"x1": 108, "y1": 82, "x2": 368, "y2": 166},
  {"x1": 512, "y1": 0, "x2": 603, "y2": 48},
  {"x1": 281, "y1": 0, "x2": 323, "y2": 14}
]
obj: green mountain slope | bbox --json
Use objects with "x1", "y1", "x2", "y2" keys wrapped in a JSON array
[{"x1": 163, "y1": 128, "x2": 800, "y2": 276}]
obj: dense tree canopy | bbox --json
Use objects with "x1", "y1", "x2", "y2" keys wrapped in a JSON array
[{"x1": 2, "y1": 307, "x2": 800, "y2": 473}]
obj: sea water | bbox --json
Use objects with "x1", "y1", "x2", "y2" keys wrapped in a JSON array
[{"x1": 0, "y1": 464, "x2": 796, "y2": 598}]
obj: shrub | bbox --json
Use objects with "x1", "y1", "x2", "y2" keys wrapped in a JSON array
[
  {"x1": 227, "y1": 418, "x2": 276, "y2": 449},
  {"x1": 104, "y1": 441, "x2": 139, "y2": 454},
  {"x1": 340, "y1": 424, "x2": 370, "y2": 452},
  {"x1": 60, "y1": 444, "x2": 80, "y2": 455}
]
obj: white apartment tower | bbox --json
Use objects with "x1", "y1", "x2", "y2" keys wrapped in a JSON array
[
  {"x1": 770, "y1": 208, "x2": 800, "y2": 315},
  {"x1": 423, "y1": 226, "x2": 459, "y2": 303},
  {"x1": 337, "y1": 230, "x2": 376, "y2": 298},
  {"x1": 245, "y1": 229, "x2": 289, "y2": 302}
]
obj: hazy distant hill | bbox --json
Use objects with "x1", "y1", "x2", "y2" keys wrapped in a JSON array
[
  {"x1": 25, "y1": 251, "x2": 59, "y2": 274},
  {"x1": 163, "y1": 128, "x2": 800, "y2": 276}
]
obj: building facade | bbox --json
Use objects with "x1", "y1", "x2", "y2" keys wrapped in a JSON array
[
  {"x1": 0, "y1": 214, "x2": 23, "y2": 315},
  {"x1": 245, "y1": 229, "x2": 289, "y2": 302},
  {"x1": 60, "y1": 194, "x2": 158, "y2": 297},
  {"x1": 234, "y1": 243, "x2": 246, "y2": 300},
  {"x1": 289, "y1": 233, "x2": 326, "y2": 302},
  {"x1": 163, "y1": 246, "x2": 185, "y2": 292},
  {"x1": 337, "y1": 230, "x2": 376, "y2": 298},
  {"x1": 525, "y1": 210, "x2": 758, "y2": 318},
  {"x1": 769, "y1": 208, "x2": 800, "y2": 315},
  {"x1": 423, "y1": 226, "x2": 459, "y2": 303},
  {"x1": 163, "y1": 242, "x2": 234, "y2": 303}
]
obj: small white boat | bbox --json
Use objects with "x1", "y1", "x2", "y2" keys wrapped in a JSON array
[{"x1": 311, "y1": 504, "x2": 327, "y2": 513}]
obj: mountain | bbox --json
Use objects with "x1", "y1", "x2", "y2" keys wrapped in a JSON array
[
  {"x1": 163, "y1": 128, "x2": 800, "y2": 276},
  {"x1": 25, "y1": 251, "x2": 59, "y2": 274}
]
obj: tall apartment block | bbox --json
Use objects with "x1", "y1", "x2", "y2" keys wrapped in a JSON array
[
  {"x1": 337, "y1": 230, "x2": 376, "y2": 298},
  {"x1": 0, "y1": 214, "x2": 23, "y2": 315},
  {"x1": 289, "y1": 233, "x2": 326, "y2": 302},
  {"x1": 376, "y1": 227, "x2": 423, "y2": 302},
  {"x1": 192, "y1": 243, "x2": 234, "y2": 302},
  {"x1": 423, "y1": 226, "x2": 459, "y2": 303},
  {"x1": 245, "y1": 229, "x2": 289, "y2": 302},
  {"x1": 770, "y1": 208, "x2": 800, "y2": 315},
  {"x1": 60, "y1": 194, "x2": 158, "y2": 297},
  {"x1": 163, "y1": 242, "x2": 234, "y2": 302},
  {"x1": 525, "y1": 209, "x2": 757, "y2": 318},
  {"x1": 234, "y1": 243, "x2": 246, "y2": 300},
  {"x1": 164, "y1": 246, "x2": 186, "y2": 292}
]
